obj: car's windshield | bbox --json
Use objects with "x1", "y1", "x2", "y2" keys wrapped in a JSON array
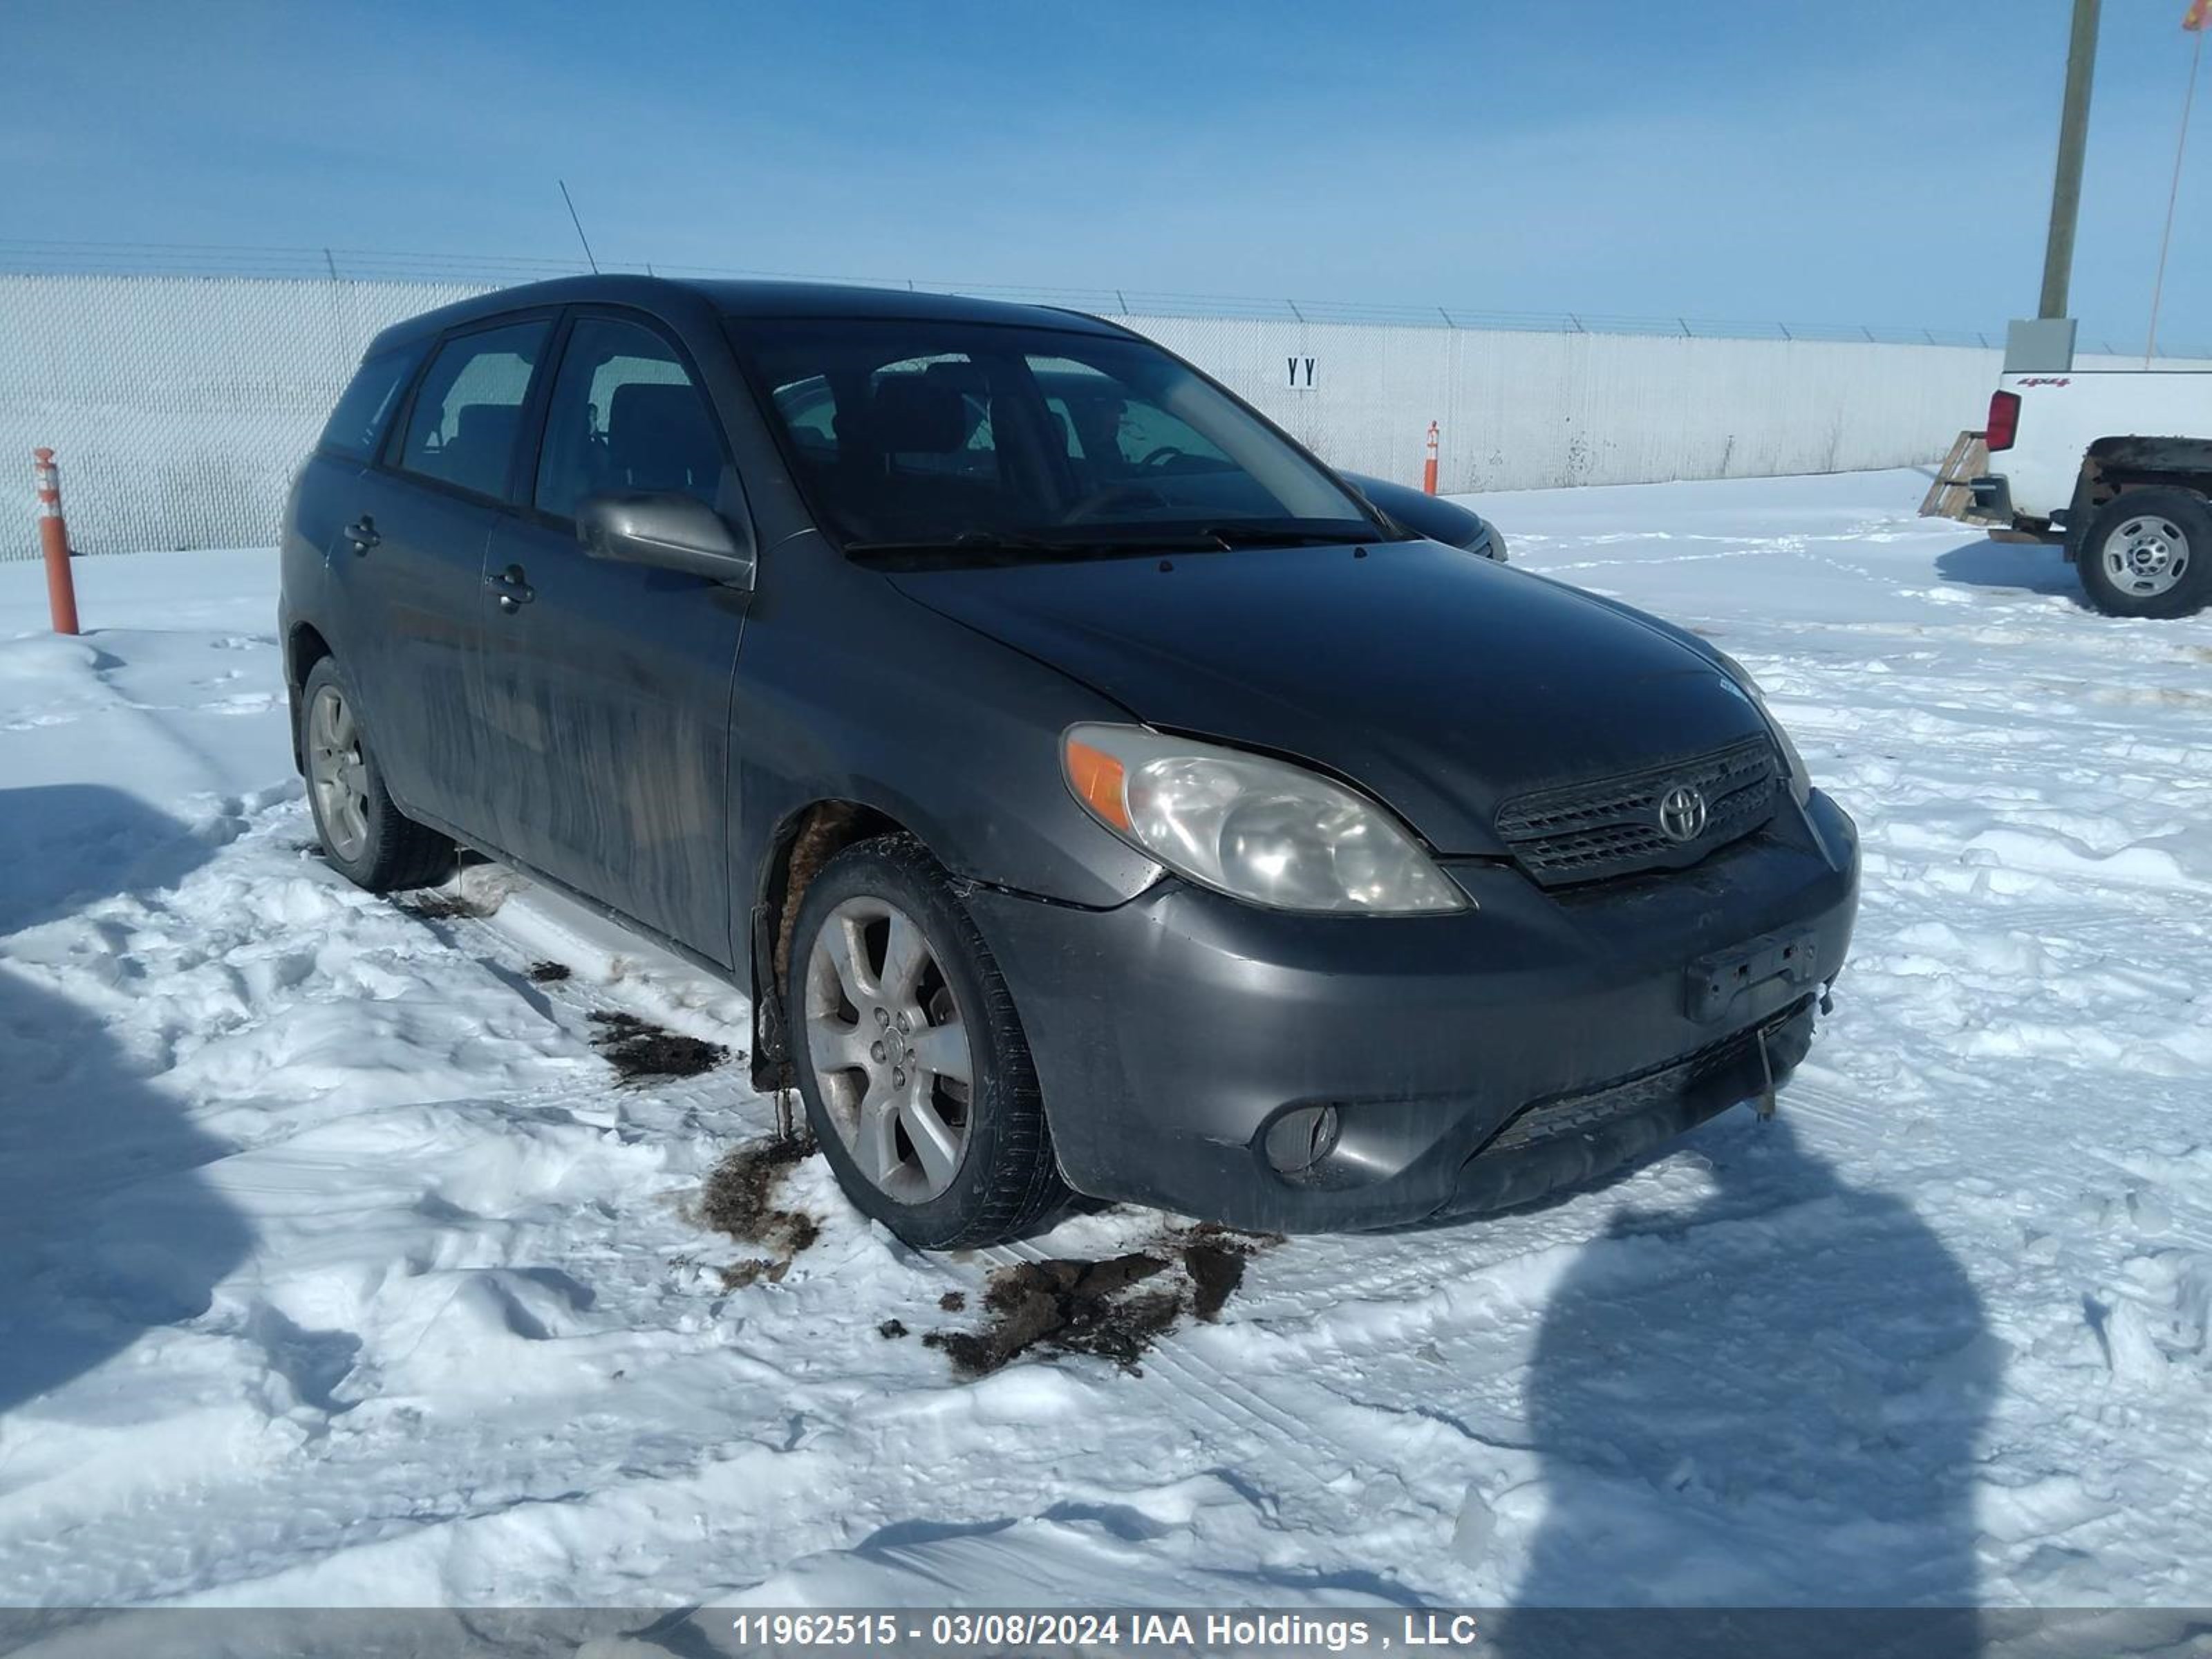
[{"x1": 732, "y1": 318, "x2": 1388, "y2": 558}]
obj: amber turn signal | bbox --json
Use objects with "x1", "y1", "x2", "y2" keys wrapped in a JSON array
[{"x1": 1063, "y1": 736, "x2": 1131, "y2": 832}]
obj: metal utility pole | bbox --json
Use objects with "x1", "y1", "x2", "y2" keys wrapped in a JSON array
[{"x1": 2039, "y1": 0, "x2": 2102, "y2": 319}]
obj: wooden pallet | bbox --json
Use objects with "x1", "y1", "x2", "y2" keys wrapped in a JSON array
[{"x1": 1920, "y1": 429, "x2": 1990, "y2": 520}]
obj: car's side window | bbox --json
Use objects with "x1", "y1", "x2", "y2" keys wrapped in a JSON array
[
  {"x1": 394, "y1": 320, "x2": 550, "y2": 501},
  {"x1": 534, "y1": 316, "x2": 725, "y2": 523}
]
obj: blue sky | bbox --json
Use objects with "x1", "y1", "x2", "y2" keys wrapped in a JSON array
[{"x1": 8, "y1": 1, "x2": 2211, "y2": 348}]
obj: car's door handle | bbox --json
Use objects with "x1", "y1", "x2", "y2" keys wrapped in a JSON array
[
  {"x1": 344, "y1": 516, "x2": 379, "y2": 554},
  {"x1": 487, "y1": 563, "x2": 534, "y2": 612}
]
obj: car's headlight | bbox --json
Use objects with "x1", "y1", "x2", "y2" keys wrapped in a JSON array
[
  {"x1": 1062, "y1": 724, "x2": 1468, "y2": 915},
  {"x1": 1714, "y1": 651, "x2": 1812, "y2": 805}
]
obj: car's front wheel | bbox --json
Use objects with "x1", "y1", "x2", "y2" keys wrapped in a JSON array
[
  {"x1": 300, "y1": 655, "x2": 454, "y2": 892},
  {"x1": 788, "y1": 833, "x2": 1067, "y2": 1248}
]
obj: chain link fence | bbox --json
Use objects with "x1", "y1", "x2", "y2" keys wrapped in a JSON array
[
  {"x1": 4, "y1": 263, "x2": 2204, "y2": 561},
  {"x1": 2, "y1": 274, "x2": 491, "y2": 558},
  {"x1": 10, "y1": 239, "x2": 2207, "y2": 357}
]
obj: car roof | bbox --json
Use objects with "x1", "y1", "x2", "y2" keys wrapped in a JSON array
[{"x1": 357, "y1": 274, "x2": 1131, "y2": 360}]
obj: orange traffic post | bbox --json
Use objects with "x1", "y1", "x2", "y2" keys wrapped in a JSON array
[
  {"x1": 1421, "y1": 420, "x2": 1440, "y2": 495},
  {"x1": 34, "y1": 448, "x2": 80, "y2": 636}
]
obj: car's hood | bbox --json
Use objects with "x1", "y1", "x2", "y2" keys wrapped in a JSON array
[{"x1": 888, "y1": 539, "x2": 1765, "y2": 855}]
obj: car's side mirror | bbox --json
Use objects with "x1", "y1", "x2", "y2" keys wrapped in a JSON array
[{"x1": 575, "y1": 492, "x2": 756, "y2": 590}]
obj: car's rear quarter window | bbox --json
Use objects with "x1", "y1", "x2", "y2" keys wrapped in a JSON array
[{"x1": 317, "y1": 343, "x2": 426, "y2": 462}]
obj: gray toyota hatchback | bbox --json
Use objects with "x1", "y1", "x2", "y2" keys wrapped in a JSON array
[{"x1": 281, "y1": 276, "x2": 1859, "y2": 1247}]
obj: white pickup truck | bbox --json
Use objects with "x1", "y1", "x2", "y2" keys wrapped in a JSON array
[{"x1": 1962, "y1": 368, "x2": 2212, "y2": 617}]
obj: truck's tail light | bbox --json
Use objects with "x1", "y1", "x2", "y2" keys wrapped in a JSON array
[{"x1": 1985, "y1": 390, "x2": 2021, "y2": 452}]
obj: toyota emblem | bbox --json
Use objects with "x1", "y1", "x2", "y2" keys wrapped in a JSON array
[{"x1": 1657, "y1": 783, "x2": 1708, "y2": 843}]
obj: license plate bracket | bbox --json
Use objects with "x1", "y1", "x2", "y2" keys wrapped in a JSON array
[{"x1": 1685, "y1": 927, "x2": 1820, "y2": 1024}]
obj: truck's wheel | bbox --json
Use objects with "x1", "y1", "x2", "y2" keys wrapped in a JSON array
[
  {"x1": 301, "y1": 655, "x2": 455, "y2": 892},
  {"x1": 788, "y1": 833, "x2": 1068, "y2": 1248},
  {"x1": 2077, "y1": 487, "x2": 2212, "y2": 618}
]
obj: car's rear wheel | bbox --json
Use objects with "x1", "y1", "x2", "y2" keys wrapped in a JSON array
[
  {"x1": 301, "y1": 655, "x2": 454, "y2": 892},
  {"x1": 788, "y1": 833, "x2": 1067, "y2": 1248},
  {"x1": 2077, "y1": 487, "x2": 2212, "y2": 618}
]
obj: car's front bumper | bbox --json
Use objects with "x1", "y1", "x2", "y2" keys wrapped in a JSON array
[{"x1": 967, "y1": 790, "x2": 1859, "y2": 1232}]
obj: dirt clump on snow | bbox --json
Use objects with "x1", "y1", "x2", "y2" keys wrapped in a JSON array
[
  {"x1": 1181, "y1": 1240, "x2": 1248, "y2": 1321},
  {"x1": 397, "y1": 889, "x2": 501, "y2": 921},
  {"x1": 924, "y1": 1253, "x2": 1180, "y2": 1377},
  {"x1": 924, "y1": 1226, "x2": 1276, "y2": 1377},
  {"x1": 719, "y1": 1257, "x2": 788, "y2": 1290},
  {"x1": 1179, "y1": 1222, "x2": 1277, "y2": 1322},
  {"x1": 702, "y1": 1133, "x2": 821, "y2": 1287},
  {"x1": 590, "y1": 1011, "x2": 728, "y2": 1085},
  {"x1": 525, "y1": 959, "x2": 572, "y2": 983}
]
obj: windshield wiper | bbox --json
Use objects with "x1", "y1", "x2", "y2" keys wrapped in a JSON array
[
  {"x1": 844, "y1": 529, "x2": 1224, "y2": 564},
  {"x1": 1197, "y1": 524, "x2": 1366, "y2": 548},
  {"x1": 843, "y1": 525, "x2": 1369, "y2": 565},
  {"x1": 843, "y1": 531, "x2": 1073, "y2": 557}
]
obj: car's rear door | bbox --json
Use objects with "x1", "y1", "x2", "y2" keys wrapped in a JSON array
[
  {"x1": 334, "y1": 313, "x2": 554, "y2": 838},
  {"x1": 477, "y1": 307, "x2": 751, "y2": 963}
]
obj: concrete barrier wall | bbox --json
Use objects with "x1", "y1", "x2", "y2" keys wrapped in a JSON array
[{"x1": 1, "y1": 272, "x2": 2191, "y2": 559}]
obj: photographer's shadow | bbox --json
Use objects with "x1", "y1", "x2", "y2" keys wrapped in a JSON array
[
  {"x1": 0, "y1": 785, "x2": 254, "y2": 1416},
  {"x1": 1494, "y1": 1114, "x2": 1999, "y2": 1658}
]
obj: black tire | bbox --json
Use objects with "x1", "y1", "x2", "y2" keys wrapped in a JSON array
[
  {"x1": 2076, "y1": 486, "x2": 2212, "y2": 619},
  {"x1": 787, "y1": 832, "x2": 1067, "y2": 1248},
  {"x1": 299, "y1": 655, "x2": 455, "y2": 892}
]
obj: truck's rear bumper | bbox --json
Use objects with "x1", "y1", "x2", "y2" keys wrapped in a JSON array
[
  {"x1": 1967, "y1": 474, "x2": 2014, "y2": 521},
  {"x1": 1961, "y1": 474, "x2": 2065, "y2": 543}
]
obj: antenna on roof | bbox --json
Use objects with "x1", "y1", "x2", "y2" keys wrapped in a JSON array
[{"x1": 557, "y1": 180, "x2": 599, "y2": 274}]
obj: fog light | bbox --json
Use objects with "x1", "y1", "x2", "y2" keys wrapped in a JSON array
[{"x1": 1263, "y1": 1105, "x2": 1342, "y2": 1176}]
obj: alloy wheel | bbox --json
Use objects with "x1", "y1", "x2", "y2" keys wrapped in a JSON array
[
  {"x1": 306, "y1": 684, "x2": 371, "y2": 862},
  {"x1": 803, "y1": 895, "x2": 974, "y2": 1203}
]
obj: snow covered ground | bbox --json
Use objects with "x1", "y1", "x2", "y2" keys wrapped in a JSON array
[{"x1": 1, "y1": 469, "x2": 2209, "y2": 1615}]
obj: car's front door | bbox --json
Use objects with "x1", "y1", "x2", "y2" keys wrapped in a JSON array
[
  {"x1": 477, "y1": 309, "x2": 751, "y2": 963},
  {"x1": 337, "y1": 315, "x2": 553, "y2": 836}
]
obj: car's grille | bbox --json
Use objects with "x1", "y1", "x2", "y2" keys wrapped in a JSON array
[{"x1": 1494, "y1": 735, "x2": 1781, "y2": 888}]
